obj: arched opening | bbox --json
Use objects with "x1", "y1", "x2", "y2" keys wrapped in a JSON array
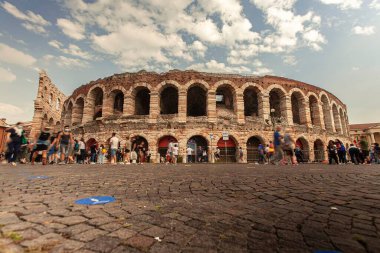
[
  {"x1": 309, "y1": 95, "x2": 321, "y2": 126},
  {"x1": 247, "y1": 136, "x2": 264, "y2": 162},
  {"x1": 216, "y1": 136, "x2": 237, "y2": 163},
  {"x1": 49, "y1": 93, "x2": 53, "y2": 105},
  {"x1": 332, "y1": 104, "x2": 342, "y2": 134},
  {"x1": 134, "y1": 88, "x2": 150, "y2": 115},
  {"x1": 86, "y1": 138, "x2": 97, "y2": 150},
  {"x1": 56, "y1": 98, "x2": 61, "y2": 111},
  {"x1": 88, "y1": 87, "x2": 103, "y2": 120},
  {"x1": 48, "y1": 118, "x2": 54, "y2": 128},
  {"x1": 72, "y1": 98, "x2": 84, "y2": 126},
  {"x1": 313, "y1": 139, "x2": 325, "y2": 162},
  {"x1": 216, "y1": 84, "x2": 235, "y2": 116},
  {"x1": 244, "y1": 87, "x2": 259, "y2": 117},
  {"x1": 269, "y1": 88, "x2": 286, "y2": 118},
  {"x1": 291, "y1": 92, "x2": 306, "y2": 125},
  {"x1": 131, "y1": 136, "x2": 149, "y2": 163},
  {"x1": 158, "y1": 136, "x2": 178, "y2": 161},
  {"x1": 321, "y1": 95, "x2": 333, "y2": 132},
  {"x1": 187, "y1": 135, "x2": 209, "y2": 163},
  {"x1": 187, "y1": 85, "x2": 207, "y2": 116},
  {"x1": 160, "y1": 86, "x2": 178, "y2": 115},
  {"x1": 109, "y1": 90, "x2": 124, "y2": 114},
  {"x1": 295, "y1": 137, "x2": 310, "y2": 161}
]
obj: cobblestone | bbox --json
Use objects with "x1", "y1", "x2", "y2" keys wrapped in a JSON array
[{"x1": 0, "y1": 163, "x2": 379, "y2": 252}]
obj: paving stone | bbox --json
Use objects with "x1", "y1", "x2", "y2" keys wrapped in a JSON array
[
  {"x1": 20, "y1": 233, "x2": 64, "y2": 251},
  {"x1": 109, "y1": 228, "x2": 137, "y2": 240},
  {"x1": 125, "y1": 235, "x2": 156, "y2": 251},
  {"x1": 73, "y1": 229, "x2": 108, "y2": 242},
  {"x1": 84, "y1": 236, "x2": 121, "y2": 252},
  {"x1": 55, "y1": 215, "x2": 88, "y2": 225}
]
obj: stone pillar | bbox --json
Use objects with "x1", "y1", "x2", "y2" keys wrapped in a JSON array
[
  {"x1": 309, "y1": 147, "x2": 315, "y2": 162},
  {"x1": 283, "y1": 95, "x2": 293, "y2": 126},
  {"x1": 236, "y1": 92, "x2": 245, "y2": 124},
  {"x1": 208, "y1": 91, "x2": 216, "y2": 123},
  {"x1": 318, "y1": 102, "x2": 326, "y2": 130},
  {"x1": 302, "y1": 97, "x2": 312, "y2": 127},
  {"x1": 178, "y1": 90, "x2": 186, "y2": 123},
  {"x1": 261, "y1": 94, "x2": 270, "y2": 121},
  {"x1": 124, "y1": 94, "x2": 134, "y2": 116},
  {"x1": 329, "y1": 108, "x2": 336, "y2": 133},
  {"x1": 82, "y1": 97, "x2": 93, "y2": 124},
  {"x1": 149, "y1": 92, "x2": 159, "y2": 123},
  {"x1": 370, "y1": 133, "x2": 375, "y2": 144},
  {"x1": 102, "y1": 94, "x2": 113, "y2": 118}
]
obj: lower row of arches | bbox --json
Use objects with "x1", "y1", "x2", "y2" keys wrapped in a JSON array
[{"x1": 83, "y1": 135, "x2": 329, "y2": 163}]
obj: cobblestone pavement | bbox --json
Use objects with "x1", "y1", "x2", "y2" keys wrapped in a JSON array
[{"x1": 0, "y1": 163, "x2": 380, "y2": 253}]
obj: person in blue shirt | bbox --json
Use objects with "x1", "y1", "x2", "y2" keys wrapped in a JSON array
[{"x1": 271, "y1": 126, "x2": 283, "y2": 165}]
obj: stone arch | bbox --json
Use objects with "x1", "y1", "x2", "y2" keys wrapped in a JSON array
[
  {"x1": 331, "y1": 102, "x2": 342, "y2": 134},
  {"x1": 289, "y1": 89, "x2": 307, "y2": 125},
  {"x1": 187, "y1": 135, "x2": 209, "y2": 163},
  {"x1": 48, "y1": 117, "x2": 54, "y2": 127},
  {"x1": 308, "y1": 94, "x2": 321, "y2": 127},
  {"x1": 184, "y1": 80, "x2": 210, "y2": 90},
  {"x1": 187, "y1": 83, "x2": 207, "y2": 117},
  {"x1": 267, "y1": 85, "x2": 287, "y2": 119},
  {"x1": 321, "y1": 94, "x2": 333, "y2": 132},
  {"x1": 159, "y1": 84, "x2": 178, "y2": 115},
  {"x1": 216, "y1": 134, "x2": 239, "y2": 163},
  {"x1": 131, "y1": 86, "x2": 151, "y2": 115},
  {"x1": 246, "y1": 135, "x2": 265, "y2": 162},
  {"x1": 157, "y1": 135, "x2": 178, "y2": 160},
  {"x1": 295, "y1": 136, "x2": 310, "y2": 161},
  {"x1": 72, "y1": 96, "x2": 85, "y2": 126},
  {"x1": 313, "y1": 139, "x2": 325, "y2": 162},
  {"x1": 243, "y1": 85, "x2": 262, "y2": 118},
  {"x1": 215, "y1": 83, "x2": 237, "y2": 115},
  {"x1": 109, "y1": 89, "x2": 125, "y2": 114},
  {"x1": 87, "y1": 86, "x2": 104, "y2": 120},
  {"x1": 185, "y1": 132, "x2": 211, "y2": 147},
  {"x1": 156, "y1": 80, "x2": 182, "y2": 94}
]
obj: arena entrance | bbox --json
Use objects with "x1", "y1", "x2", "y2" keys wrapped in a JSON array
[
  {"x1": 216, "y1": 136, "x2": 237, "y2": 163},
  {"x1": 86, "y1": 138, "x2": 97, "y2": 150},
  {"x1": 247, "y1": 136, "x2": 263, "y2": 163},
  {"x1": 313, "y1": 139, "x2": 325, "y2": 162},
  {"x1": 296, "y1": 137, "x2": 310, "y2": 162},
  {"x1": 187, "y1": 136, "x2": 208, "y2": 163},
  {"x1": 158, "y1": 136, "x2": 178, "y2": 162}
]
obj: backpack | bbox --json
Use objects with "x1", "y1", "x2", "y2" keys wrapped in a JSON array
[{"x1": 74, "y1": 142, "x2": 79, "y2": 151}]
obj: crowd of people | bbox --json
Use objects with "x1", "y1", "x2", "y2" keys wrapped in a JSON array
[{"x1": 1, "y1": 123, "x2": 380, "y2": 166}]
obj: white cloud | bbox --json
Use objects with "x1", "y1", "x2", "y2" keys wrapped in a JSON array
[
  {"x1": 0, "y1": 67, "x2": 16, "y2": 82},
  {"x1": 0, "y1": 102, "x2": 24, "y2": 123},
  {"x1": 352, "y1": 26, "x2": 376, "y2": 35},
  {"x1": 0, "y1": 43, "x2": 36, "y2": 67},
  {"x1": 1, "y1": 1, "x2": 50, "y2": 34},
  {"x1": 43, "y1": 54, "x2": 89, "y2": 68},
  {"x1": 187, "y1": 60, "x2": 251, "y2": 74},
  {"x1": 250, "y1": 0, "x2": 326, "y2": 53},
  {"x1": 57, "y1": 18, "x2": 85, "y2": 40},
  {"x1": 370, "y1": 0, "x2": 380, "y2": 10},
  {"x1": 48, "y1": 40, "x2": 95, "y2": 60},
  {"x1": 319, "y1": 0, "x2": 362, "y2": 10},
  {"x1": 283, "y1": 55, "x2": 298, "y2": 65},
  {"x1": 189, "y1": 41, "x2": 207, "y2": 58}
]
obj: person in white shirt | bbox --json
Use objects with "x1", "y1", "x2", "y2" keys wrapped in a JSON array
[
  {"x1": 172, "y1": 143, "x2": 179, "y2": 164},
  {"x1": 186, "y1": 146, "x2": 193, "y2": 163},
  {"x1": 78, "y1": 138, "x2": 86, "y2": 164},
  {"x1": 109, "y1": 133, "x2": 119, "y2": 164}
]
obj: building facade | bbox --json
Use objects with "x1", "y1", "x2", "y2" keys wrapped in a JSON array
[
  {"x1": 350, "y1": 123, "x2": 380, "y2": 145},
  {"x1": 29, "y1": 71, "x2": 67, "y2": 139},
  {"x1": 57, "y1": 70, "x2": 350, "y2": 163},
  {"x1": 0, "y1": 118, "x2": 8, "y2": 153}
]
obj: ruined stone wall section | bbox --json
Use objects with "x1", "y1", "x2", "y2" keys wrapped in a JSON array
[{"x1": 29, "y1": 71, "x2": 67, "y2": 139}]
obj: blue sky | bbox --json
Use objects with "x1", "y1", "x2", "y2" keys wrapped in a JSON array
[{"x1": 0, "y1": 0, "x2": 379, "y2": 124}]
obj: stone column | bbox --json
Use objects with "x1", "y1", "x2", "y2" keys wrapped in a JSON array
[
  {"x1": 261, "y1": 94, "x2": 270, "y2": 122},
  {"x1": 82, "y1": 100, "x2": 93, "y2": 124},
  {"x1": 236, "y1": 92, "x2": 245, "y2": 124},
  {"x1": 328, "y1": 108, "x2": 336, "y2": 133},
  {"x1": 370, "y1": 132, "x2": 376, "y2": 144},
  {"x1": 302, "y1": 97, "x2": 312, "y2": 127},
  {"x1": 102, "y1": 94, "x2": 113, "y2": 118},
  {"x1": 124, "y1": 94, "x2": 134, "y2": 116},
  {"x1": 208, "y1": 91, "x2": 216, "y2": 123},
  {"x1": 309, "y1": 148, "x2": 315, "y2": 162},
  {"x1": 318, "y1": 102, "x2": 326, "y2": 130},
  {"x1": 283, "y1": 95, "x2": 293, "y2": 126},
  {"x1": 149, "y1": 91, "x2": 159, "y2": 123},
  {"x1": 178, "y1": 89, "x2": 186, "y2": 123}
]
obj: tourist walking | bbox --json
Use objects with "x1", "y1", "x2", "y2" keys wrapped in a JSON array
[
  {"x1": 109, "y1": 133, "x2": 119, "y2": 164},
  {"x1": 348, "y1": 144, "x2": 360, "y2": 165},
  {"x1": 373, "y1": 143, "x2": 380, "y2": 164},
  {"x1": 55, "y1": 126, "x2": 74, "y2": 164},
  {"x1": 271, "y1": 126, "x2": 283, "y2": 165},
  {"x1": 31, "y1": 126, "x2": 52, "y2": 165},
  {"x1": 239, "y1": 147, "x2": 244, "y2": 163},
  {"x1": 124, "y1": 136, "x2": 131, "y2": 164},
  {"x1": 202, "y1": 148, "x2": 208, "y2": 162},
  {"x1": 281, "y1": 133, "x2": 297, "y2": 165},
  {"x1": 78, "y1": 138, "x2": 86, "y2": 164},
  {"x1": 186, "y1": 146, "x2": 193, "y2": 163},
  {"x1": 327, "y1": 140, "x2": 339, "y2": 165},
  {"x1": 90, "y1": 142, "x2": 97, "y2": 164},
  {"x1": 294, "y1": 146, "x2": 304, "y2": 164},
  {"x1": 172, "y1": 143, "x2": 179, "y2": 164},
  {"x1": 258, "y1": 144, "x2": 265, "y2": 164},
  {"x1": 337, "y1": 141, "x2": 347, "y2": 164},
  {"x1": 5, "y1": 122, "x2": 24, "y2": 166}
]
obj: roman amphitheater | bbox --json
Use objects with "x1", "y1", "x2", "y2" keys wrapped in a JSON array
[{"x1": 32, "y1": 70, "x2": 351, "y2": 163}]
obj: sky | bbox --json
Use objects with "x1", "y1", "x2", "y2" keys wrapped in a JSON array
[{"x1": 0, "y1": 0, "x2": 379, "y2": 124}]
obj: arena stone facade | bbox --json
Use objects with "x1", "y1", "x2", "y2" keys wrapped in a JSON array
[{"x1": 55, "y1": 69, "x2": 350, "y2": 163}]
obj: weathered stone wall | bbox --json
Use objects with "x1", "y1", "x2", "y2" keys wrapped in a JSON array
[
  {"x1": 29, "y1": 71, "x2": 67, "y2": 139},
  {"x1": 59, "y1": 70, "x2": 351, "y2": 163}
]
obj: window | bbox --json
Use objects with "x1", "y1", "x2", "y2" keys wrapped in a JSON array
[{"x1": 56, "y1": 98, "x2": 60, "y2": 110}]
